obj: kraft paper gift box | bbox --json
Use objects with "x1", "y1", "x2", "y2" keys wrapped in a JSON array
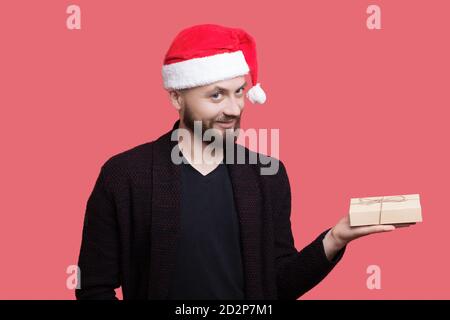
[{"x1": 349, "y1": 194, "x2": 422, "y2": 227}]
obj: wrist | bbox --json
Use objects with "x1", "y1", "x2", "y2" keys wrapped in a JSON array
[{"x1": 329, "y1": 227, "x2": 347, "y2": 251}]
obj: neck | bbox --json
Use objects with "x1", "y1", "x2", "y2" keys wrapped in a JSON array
[{"x1": 177, "y1": 120, "x2": 224, "y2": 166}]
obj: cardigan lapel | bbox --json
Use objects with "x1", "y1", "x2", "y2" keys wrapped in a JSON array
[
  {"x1": 148, "y1": 120, "x2": 265, "y2": 299},
  {"x1": 227, "y1": 154, "x2": 265, "y2": 299},
  {"x1": 148, "y1": 121, "x2": 182, "y2": 299}
]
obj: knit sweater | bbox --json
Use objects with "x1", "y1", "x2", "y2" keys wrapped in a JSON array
[{"x1": 75, "y1": 120, "x2": 346, "y2": 300}]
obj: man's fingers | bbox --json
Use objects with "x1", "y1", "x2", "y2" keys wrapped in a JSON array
[{"x1": 352, "y1": 224, "x2": 396, "y2": 237}]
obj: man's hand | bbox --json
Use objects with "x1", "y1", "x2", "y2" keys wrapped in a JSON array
[{"x1": 322, "y1": 215, "x2": 413, "y2": 262}]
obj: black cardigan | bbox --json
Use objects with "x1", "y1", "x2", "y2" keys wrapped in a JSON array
[{"x1": 76, "y1": 120, "x2": 346, "y2": 300}]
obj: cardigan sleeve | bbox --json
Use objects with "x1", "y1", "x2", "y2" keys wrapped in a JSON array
[
  {"x1": 274, "y1": 161, "x2": 346, "y2": 300},
  {"x1": 75, "y1": 166, "x2": 121, "y2": 300}
]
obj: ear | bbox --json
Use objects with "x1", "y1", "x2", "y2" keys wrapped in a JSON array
[{"x1": 169, "y1": 90, "x2": 184, "y2": 111}]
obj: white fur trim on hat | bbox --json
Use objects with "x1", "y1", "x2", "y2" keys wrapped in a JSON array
[{"x1": 162, "y1": 50, "x2": 249, "y2": 90}]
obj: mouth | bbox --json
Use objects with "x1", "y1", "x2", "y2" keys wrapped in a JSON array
[{"x1": 215, "y1": 120, "x2": 236, "y2": 129}]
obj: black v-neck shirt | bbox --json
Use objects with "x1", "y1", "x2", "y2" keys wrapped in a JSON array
[{"x1": 167, "y1": 155, "x2": 245, "y2": 300}]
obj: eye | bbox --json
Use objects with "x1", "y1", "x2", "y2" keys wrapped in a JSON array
[
  {"x1": 211, "y1": 92, "x2": 222, "y2": 100},
  {"x1": 236, "y1": 87, "x2": 244, "y2": 94}
]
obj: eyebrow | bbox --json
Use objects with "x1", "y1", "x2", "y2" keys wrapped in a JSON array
[{"x1": 209, "y1": 81, "x2": 247, "y2": 93}]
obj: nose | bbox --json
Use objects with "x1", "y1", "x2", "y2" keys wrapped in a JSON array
[{"x1": 223, "y1": 96, "x2": 242, "y2": 117}]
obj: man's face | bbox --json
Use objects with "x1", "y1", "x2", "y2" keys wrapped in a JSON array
[{"x1": 171, "y1": 76, "x2": 247, "y2": 139}]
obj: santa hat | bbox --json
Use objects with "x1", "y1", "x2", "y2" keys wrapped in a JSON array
[{"x1": 161, "y1": 24, "x2": 267, "y2": 104}]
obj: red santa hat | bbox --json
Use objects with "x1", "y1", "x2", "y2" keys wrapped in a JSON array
[{"x1": 161, "y1": 24, "x2": 267, "y2": 104}]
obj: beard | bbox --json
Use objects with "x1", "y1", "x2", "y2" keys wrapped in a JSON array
[{"x1": 182, "y1": 105, "x2": 241, "y2": 146}]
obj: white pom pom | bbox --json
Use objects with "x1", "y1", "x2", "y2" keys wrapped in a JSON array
[{"x1": 246, "y1": 83, "x2": 267, "y2": 104}]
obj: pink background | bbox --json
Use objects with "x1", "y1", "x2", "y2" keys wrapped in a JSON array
[{"x1": 1, "y1": 0, "x2": 449, "y2": 299}]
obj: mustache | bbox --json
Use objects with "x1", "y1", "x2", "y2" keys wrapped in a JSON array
[{"x1": 216, "y1": 116, "x2": 240, "y2": 123}]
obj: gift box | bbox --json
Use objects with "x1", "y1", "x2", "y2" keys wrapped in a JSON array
[{"x1": 349, "y1": 194, "x2": 422, "y2": 227}]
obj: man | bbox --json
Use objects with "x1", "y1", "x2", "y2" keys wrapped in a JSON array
[{"x1": 76, "y1": 24, "x2": 396, "y2": 300}]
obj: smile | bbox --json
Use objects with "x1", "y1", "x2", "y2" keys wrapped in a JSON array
[{"x1": 216, "y1": 121, "x2": 236, "y2": 129}]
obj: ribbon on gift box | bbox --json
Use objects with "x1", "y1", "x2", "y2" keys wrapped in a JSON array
[{"x1": 357, "y1": 195, "x2": 407, "y2": 224}]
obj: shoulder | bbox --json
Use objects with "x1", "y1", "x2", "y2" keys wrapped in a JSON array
[
  {"x1": 100, "y1": 140, "x2": 155, "y2": 181},
  {"x1": 234, "y1": 145, "x2": 291, "y2": 209},
  {"x1": 234, "y1": 144, "x2": 289, "y2": 184}
]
